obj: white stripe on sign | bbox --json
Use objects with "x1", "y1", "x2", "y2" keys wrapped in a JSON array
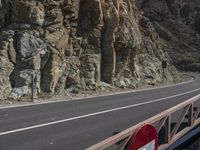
[{"x1": 138, "y1": 140, "x2": 155, "y2": 150}]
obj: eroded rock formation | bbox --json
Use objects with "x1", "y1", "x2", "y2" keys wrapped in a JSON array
[{"x1": 0, "y1": 0, "x2": 182, "y2": 100}]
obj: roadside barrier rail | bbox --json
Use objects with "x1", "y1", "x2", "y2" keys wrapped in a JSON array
[{"x1": 86, "y1": 94, "x2": 200, "y2": 150}]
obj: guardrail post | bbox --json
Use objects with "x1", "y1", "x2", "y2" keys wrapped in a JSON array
[
  {"x1": 194, "y1": 106, "x2": 200, "y2": 121},
  {"x1": 188, "y1": 104, "x2": 194, "y2": 126},
  {"x1": 164, "y1": 115, "x2": 171, "y2": 144}
]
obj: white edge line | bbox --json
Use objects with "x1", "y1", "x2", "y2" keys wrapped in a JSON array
[
  {"x1": 0, "y1": 88, "x2": 199, "y2": 136},
  {"x1": 0, "y1": 74, "x2": 197, "y2": 109}
]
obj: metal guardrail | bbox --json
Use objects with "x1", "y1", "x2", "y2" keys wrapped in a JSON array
[{"x1": 86, "y1": 94, "x2": 200, "y2": 150}]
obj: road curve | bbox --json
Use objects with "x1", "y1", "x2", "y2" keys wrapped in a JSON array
[{"x1": 0, "y1": 74, "x2": 200, "y2": 150}]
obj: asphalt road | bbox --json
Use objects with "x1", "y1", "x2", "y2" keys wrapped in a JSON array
[{"x1": 0, "y1": 74, "x2": 200, "y2": 150}]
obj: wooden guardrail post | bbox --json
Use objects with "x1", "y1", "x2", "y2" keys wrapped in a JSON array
[
  {"x1": 188, "y1": 103, "x2": 194, "y2": 126},
  {"x1": 164, "y1": 115, "x2": 171, "y2": 144}
]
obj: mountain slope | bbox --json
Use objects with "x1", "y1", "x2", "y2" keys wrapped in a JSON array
[{"x1": 136, "y1": 0, "x2": 200, "y2": 71}]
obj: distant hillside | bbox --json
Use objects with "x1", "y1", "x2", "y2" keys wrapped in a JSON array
[{"x1": 136, "y1": 0, "x2": 200, "y2": 71}]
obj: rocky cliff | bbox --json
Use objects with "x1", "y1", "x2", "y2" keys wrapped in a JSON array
[
  {"x1": 136, "y1": 0, "x2": 200, "y2": 71},
  {"x1": 0, "y1": 0, "x2": 182, "y2": 100}
]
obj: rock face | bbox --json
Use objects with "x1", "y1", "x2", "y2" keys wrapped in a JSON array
[
  {"x1": 0, "y1": 0, "x2": 183, "y2": 100},
  {"x1": 136, "y1": 0, "x2": 200, "y2": 71}
]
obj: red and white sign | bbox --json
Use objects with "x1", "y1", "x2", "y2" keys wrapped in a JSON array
[{"x1": 128, "y1": 124, "x2": 158, "y2": 150}]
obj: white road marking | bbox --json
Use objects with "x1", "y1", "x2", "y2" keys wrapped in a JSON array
[{"x1": 0, "y1": 88, "x2": 199, "y2": 136}]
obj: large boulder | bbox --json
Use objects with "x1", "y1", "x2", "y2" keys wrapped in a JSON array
[
  {"x1": 0, "y1": 57, "x2": 13, "y2": 100},
  {"x1": 41, "y1": 47, "x2": 62, "y2": 95},
  {"x1": 81, "y1": 54, "x2": 101, "y2": 87},
  {"x1": 0, "y1": 31, "x2": 14, "y2": 100},
  {"x1": 10, "y1": 32, "x2": 46, "y2": 99}
]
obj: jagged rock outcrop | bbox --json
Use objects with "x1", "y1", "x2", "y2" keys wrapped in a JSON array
[
  {"x1": 136, "y1": 0, "x2": 200, "y2": 71},
  {"x1": 0, "y1": 0, "x2": 182, "y2": 100},
  {"x1": 0, "y1": 31, "x2": 14, "y2": 100}
]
